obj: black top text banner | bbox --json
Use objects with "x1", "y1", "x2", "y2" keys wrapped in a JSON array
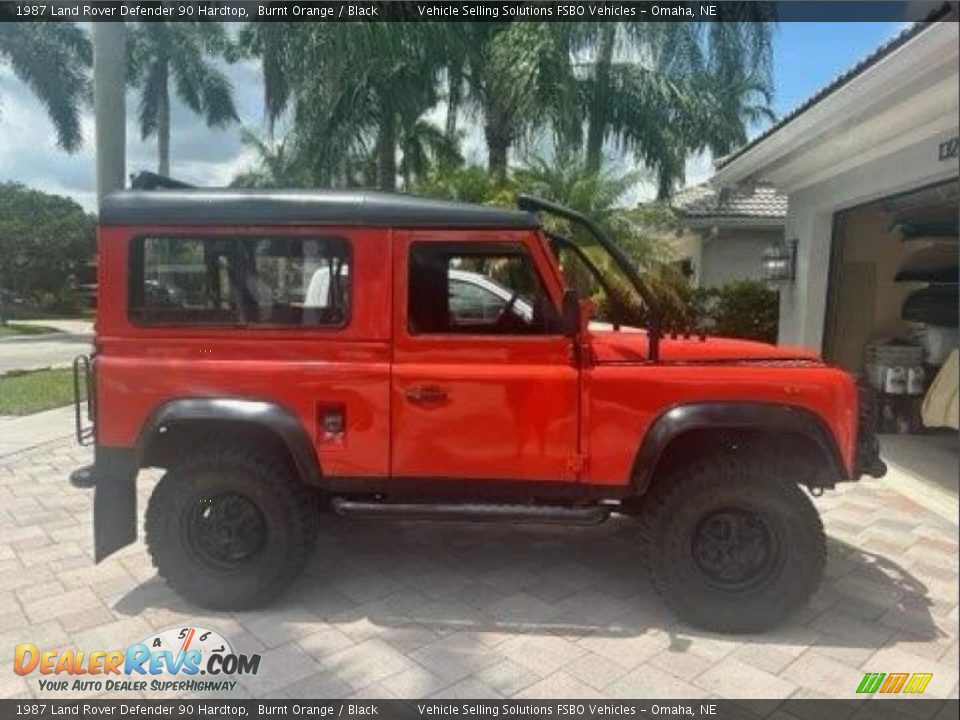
[{"x1": 0, "y1": 1, "x2": 957, "y2": 24}]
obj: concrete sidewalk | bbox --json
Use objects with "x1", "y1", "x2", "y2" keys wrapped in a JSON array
[{"x1": 0, "y1": 405, "x2": 80, "y2": 458}]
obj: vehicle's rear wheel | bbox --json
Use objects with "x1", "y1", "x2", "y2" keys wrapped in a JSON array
[
  {"x1": 145, "y1": 446, "x2": 317, "y2": 609},
  {"x1": 639, "y1": 452, "x2": 826, "y2": 633}
]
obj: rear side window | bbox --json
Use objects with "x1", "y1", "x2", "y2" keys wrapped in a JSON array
[{"x1": 129, "y1": 236, "x2": 350, "y2": 327}]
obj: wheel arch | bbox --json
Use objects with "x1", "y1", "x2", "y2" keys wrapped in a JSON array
[
  {"x1": 631, "y1": 402, "x2": 847, "y2": 495},
  {"x1": 136, "y1": 398, "x2": 323, "y2": 487}
]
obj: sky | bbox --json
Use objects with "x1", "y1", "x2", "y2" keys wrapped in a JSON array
[{"x1": 0, "y1": 21, "x2": 906, "y2": 214}]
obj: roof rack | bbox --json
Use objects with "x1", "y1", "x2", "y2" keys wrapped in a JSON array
[{"x1": 129, "y1": 171, "x2": 195, "y2": 190}]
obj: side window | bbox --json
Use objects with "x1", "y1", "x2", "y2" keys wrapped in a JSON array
[
  {"x1": 130, "y1": 236, "x2": 350, "y2": 327},
  {"x1": 408, "y1": 242, "x2": 558, "y2": 335}
]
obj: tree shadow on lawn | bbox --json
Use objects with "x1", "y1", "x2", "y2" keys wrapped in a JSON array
[{"x1": 114, "y1": 516, "x2": 948, "y2": 655}]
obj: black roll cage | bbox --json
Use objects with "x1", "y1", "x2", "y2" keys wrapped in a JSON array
[
  {"x1": 545, "y1": 231, "x2": 627, "y2": 333},
  {"x1": 517, "y1": 194, "x2": 662, "y2": 362}
]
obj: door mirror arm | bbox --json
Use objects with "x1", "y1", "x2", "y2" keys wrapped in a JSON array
[{"x1": 561, "y1": 288, "x2": 581, "y2": 338}]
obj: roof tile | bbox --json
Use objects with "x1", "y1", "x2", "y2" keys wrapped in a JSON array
[{"x1": 671, "y1": 183, "x2": 786, "y2": 219}]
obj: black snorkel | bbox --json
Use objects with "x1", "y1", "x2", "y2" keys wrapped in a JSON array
[{"x1": 517, "y1": 194, "x2": 662, "y2": 362}]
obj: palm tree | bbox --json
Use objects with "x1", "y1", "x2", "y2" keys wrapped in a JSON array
[
  {"x1": 448, "y1": 23, "x2": 579, "y2": 181},
  {"x1": 398, "y1": 119, "x2": 462, "y2": 191},
  {"x1": 236, "y1": 20, "x2": 292, "y2": 136},
  {"x1": 0, "y1": 23, "x2": 91, "y2": 152},
  {"x1": 514, "y1": 155, "x2": 690, "y2": 326},
  {"x1": 243, "y1": 23, "x2": 447, "y2": 191},
  {"x1": 413, "y1": 164, "x2": 517, "y2": 206},
  {"x1": 514, "y1": 156, "x2": 660, "y2": 257},
  {"x1": 229, "y1": 129, "x2": 305, "y2": 188},
  {"x1": 127, "y1": 22, "x2": 238, "y2": 176},
  {"x1": 697, "y1": 14, "x2": 777, "y2": 158},
  {"x1": 575, "y1": 16, "x2": 775, "y2": 196},
  {"x1": 579, "y1": 23, "x2": 703, "y2": 174}
]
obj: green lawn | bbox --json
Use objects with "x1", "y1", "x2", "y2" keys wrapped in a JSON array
[
  {"x1": 0, "y1": 322, "x2": 60, "y2": 338},
  {"x1": 0, "y1": 368, "x2": 84, "y2": 415}
]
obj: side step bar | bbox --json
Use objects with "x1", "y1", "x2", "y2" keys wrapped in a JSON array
[{"x1": 332, "y1": 498, "x2": 609, "y2": 525}]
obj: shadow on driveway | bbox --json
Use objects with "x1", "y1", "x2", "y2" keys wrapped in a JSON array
[{"x1": 113, "y1": 515, "x2": 946, "y2": 655}]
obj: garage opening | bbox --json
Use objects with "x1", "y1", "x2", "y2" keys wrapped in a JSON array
[{"x1": 824, "y1": 179, "x2": 958, "y2": 496}]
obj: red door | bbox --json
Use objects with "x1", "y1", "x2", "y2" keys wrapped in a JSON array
[{"x1": 390, "y1": 231, "x2": 581, "y2": 482}]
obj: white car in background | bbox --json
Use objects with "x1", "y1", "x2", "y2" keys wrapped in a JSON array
[{"x1": 305, "y1": 265, "x2": 534, "y2": 324}]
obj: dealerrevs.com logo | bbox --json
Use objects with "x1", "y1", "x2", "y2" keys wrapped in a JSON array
[{"x1": 14, "y1": 626, "x2": 261, "y2": 694}]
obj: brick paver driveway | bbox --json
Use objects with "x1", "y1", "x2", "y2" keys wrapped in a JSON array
[{"x1": 1, "y1": 438, "x2": 957, "y2": 704}]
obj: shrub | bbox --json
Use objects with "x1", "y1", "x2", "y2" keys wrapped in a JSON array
[
  {"x1": 0, "y1": 183, "x2": 95, "y2": 319},
  {"x1": 706, "y1": 280, "x2": 779, "y2": 343}
]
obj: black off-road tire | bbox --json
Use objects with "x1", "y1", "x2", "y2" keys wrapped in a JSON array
[
  {"x1": 145, "y1": 446, "x2": 317, "y2": 610},
  {"x1": 638, "y1": 451, "x2": 826, "y2": 633}
]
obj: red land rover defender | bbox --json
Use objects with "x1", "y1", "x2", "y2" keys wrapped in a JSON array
[{"x1": 71, "y1": 187, "x2": 886, "y2": 632}]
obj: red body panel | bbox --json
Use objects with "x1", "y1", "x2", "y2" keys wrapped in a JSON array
[
  {"x1": 390, "y1": 230, "x2": 580, "y2": 482},
  {"x1": 590, "y1": 329, "x2": 821, "y2": 364},
  {"x1": 95, "y1": 223, "x2": 859, "y2": 488},
  {"x1": 96, "y1": 225, "x2": 392, "y2": 477},
  {"x1": 583, "y1": 360, "x2": 857, "y2": 483}
]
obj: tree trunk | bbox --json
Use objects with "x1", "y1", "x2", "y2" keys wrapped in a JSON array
[
  {"x1": 656, "y1": 167, "x2": 672, "y2": 201},
  {"x1": 585, "y1": 25, "x2": 616, "y2": 174},
  {"x1": 376, "y1": 112, "x2": 397, "y2": 192},
  {"x1": 484, "y1": 99, "x2": 512, "y2": 183},
  {"x1": 93, "y1": 23, "x2": 127, "y2": 205},
  {"x1": 485, "y1": 131, "x2": 509, "y2": 183},
  {"x1": 445, "y1": 66, "x2": 462, "y2": 139},
  {"x1": 157, "y1": 63, "x2": 170, "y2": 177}
]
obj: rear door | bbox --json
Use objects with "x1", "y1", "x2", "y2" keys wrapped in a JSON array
[{"x1": 390, "y1": 230, "x2": 581, "y2": 482}]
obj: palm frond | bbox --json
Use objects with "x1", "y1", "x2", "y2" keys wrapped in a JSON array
[
  {"x1": 0, "y1": 23, "x2": 91, "y2": 152},
  {"x1": 136, "y1": 59, "x2": 165, "y2": 140},
  {"x1": 168, "y1": 23, "x2": 238, "y2": 125},
  {"x1": 238, "y1": 21, "x2": 294, "y2": 132}
]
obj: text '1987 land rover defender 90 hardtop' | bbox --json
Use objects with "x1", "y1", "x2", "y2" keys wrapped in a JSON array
[{"x1": 71, "y1": 186, "x2": 886, "y2": 633}]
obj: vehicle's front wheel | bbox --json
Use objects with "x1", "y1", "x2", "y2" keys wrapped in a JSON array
[
  {"x1": 145, "y1": 446, "x2": 317, "y2": 609},
  {"x1": 639, "y1": 452, "x2": 826, "y2": 633}
]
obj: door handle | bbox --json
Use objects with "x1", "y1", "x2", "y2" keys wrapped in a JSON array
[{"x1": 405, "y1": 385, "x2": 447, "y2": 404}]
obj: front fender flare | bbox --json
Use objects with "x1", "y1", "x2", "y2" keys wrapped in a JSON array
[{"x1": 631, "y1": 402, "x2": 847, "y2": 494}]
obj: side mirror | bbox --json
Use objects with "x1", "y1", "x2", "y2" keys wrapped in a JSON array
[{"x1": 561, "y1": 288, "x2": 581, "y2": 337}]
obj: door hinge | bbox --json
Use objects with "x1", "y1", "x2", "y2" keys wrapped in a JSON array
[{"x1": 565, "y1": 453, "x2": 587, "y2": 477}]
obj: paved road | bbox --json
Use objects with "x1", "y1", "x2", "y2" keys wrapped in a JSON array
[
  {"x1": 0, "y1": 435, "x2": 956, "y2": 702},
  {"x1": 0, "y1": 321, "x2": 92, "y2": 375}
]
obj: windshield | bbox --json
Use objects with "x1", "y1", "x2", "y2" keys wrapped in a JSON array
[
  {"x1": 519, "y1": 194, "x2": 665, "y2": 358},
  {"x1": 547, "y1": 234, "x2": 648, "y2": 330}
]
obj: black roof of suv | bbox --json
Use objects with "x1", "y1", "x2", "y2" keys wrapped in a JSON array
[{"x1": 100, "y1": 189, "x2": 540, "y2": 229}]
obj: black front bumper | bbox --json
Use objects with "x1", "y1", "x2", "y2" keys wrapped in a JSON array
[{"x1": 70, "y1": 446, "x2": 138, "y2": 562}]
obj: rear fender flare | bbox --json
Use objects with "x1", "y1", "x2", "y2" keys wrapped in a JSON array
[
  {"x1": 631, "y1": 402, "x2": 847, "y2": 494},
  {"x1": 136, "y1": 398, "x2": 322, "y2": 486}
]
